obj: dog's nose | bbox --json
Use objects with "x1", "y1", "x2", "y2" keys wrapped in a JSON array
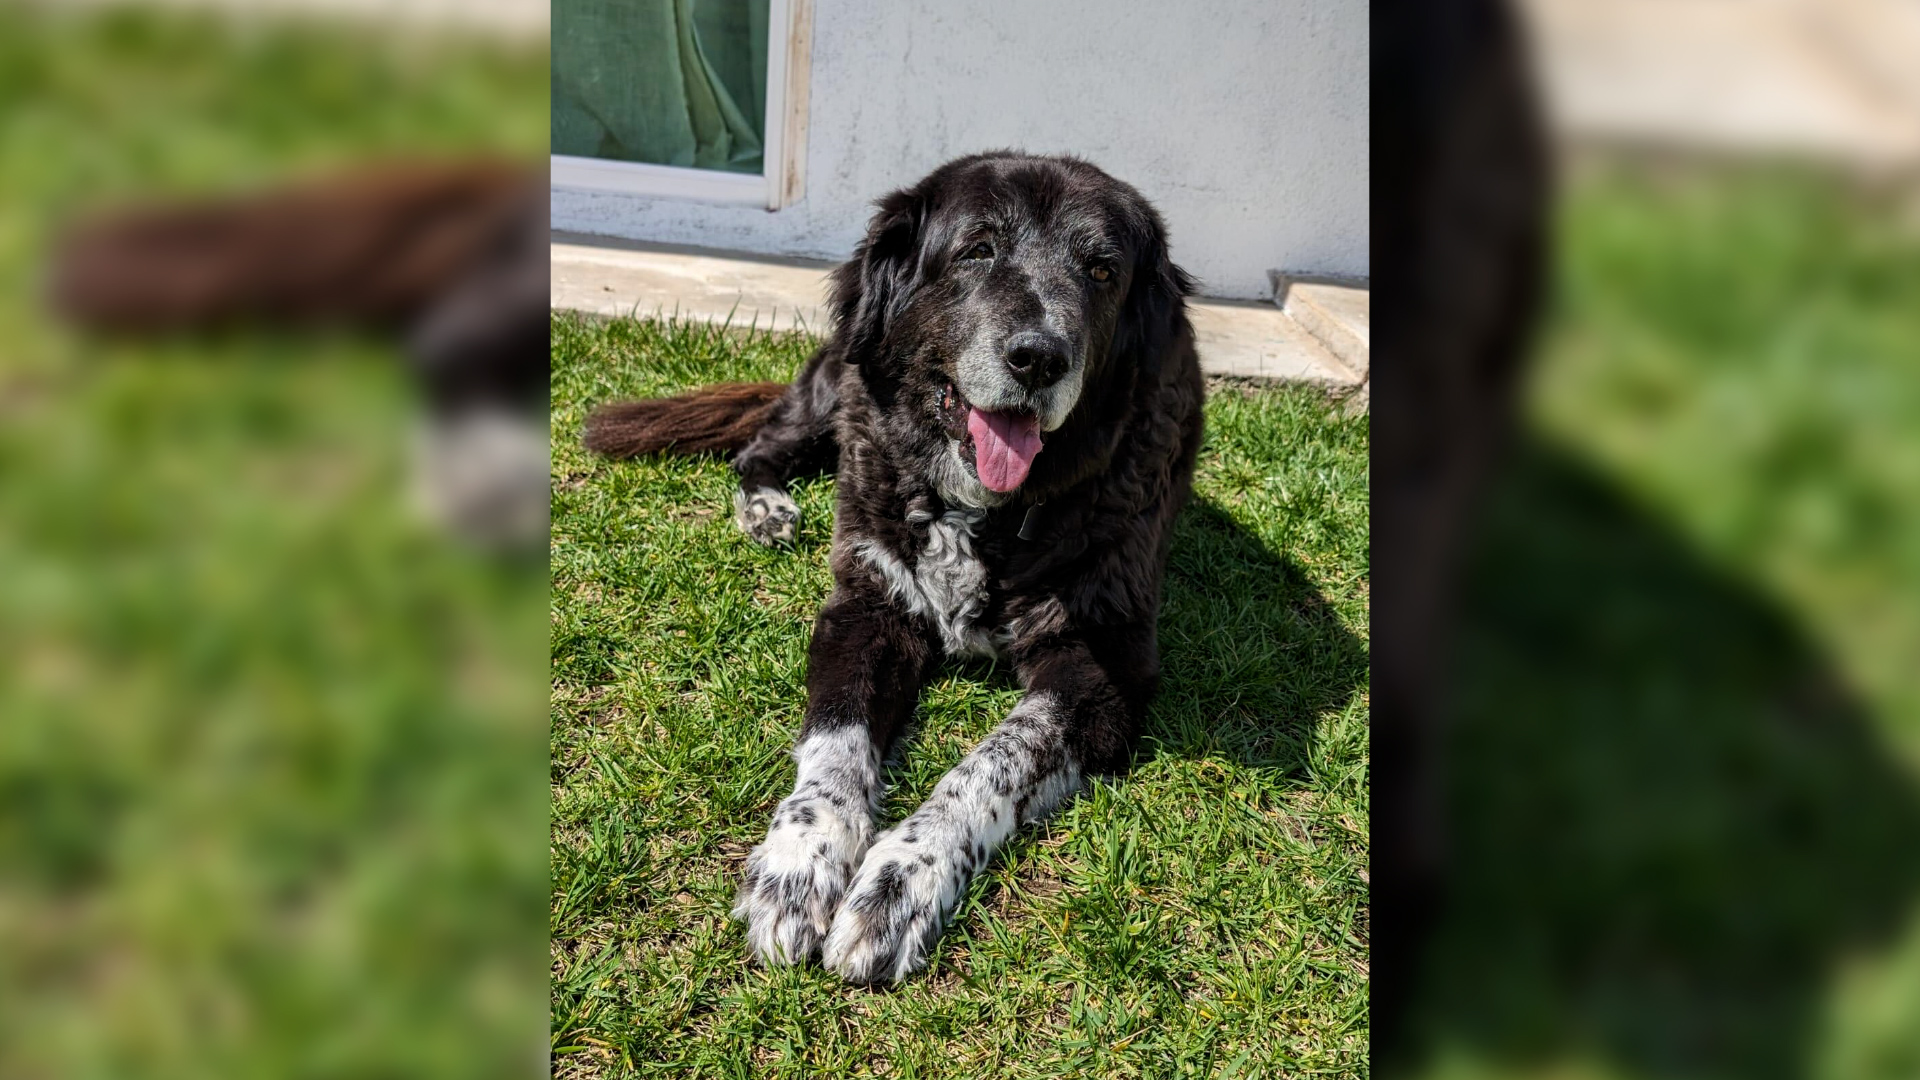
[{"x1": 1002, "y1": 330, "x2": 1070, "y2": 390}]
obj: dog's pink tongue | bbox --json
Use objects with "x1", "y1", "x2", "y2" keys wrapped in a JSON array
[{"x1": 966, "y1": 408, "x2": 1043, "y2": 492}]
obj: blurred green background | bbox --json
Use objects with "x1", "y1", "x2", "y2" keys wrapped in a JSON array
[
  {"x1": 1415, "y1": 161, "x2": 1920, "y2": 1080},
  {"x1": 0, "y1": 5, "x2": 548, "y2": 1076}
]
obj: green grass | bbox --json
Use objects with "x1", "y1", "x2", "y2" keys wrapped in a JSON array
[
  {"x1": 549, "y1": 315, "x2": 1372, "y2": 1077},
  {"x1": 1411, "y1": 163, "x2": 1920, "y2": 1080},
  {"x1": 0, "y1": 7, "x2": 549, "y2": 1077}
]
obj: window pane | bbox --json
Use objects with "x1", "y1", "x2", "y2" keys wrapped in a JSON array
[{"x1": 552, "y1": 0, "x2": 769, "y2": 175}]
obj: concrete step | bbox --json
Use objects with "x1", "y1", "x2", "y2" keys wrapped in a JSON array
[
  {"x1": 1187, "y1": 298, "x2": 1358, "y2": 385},
  {"x1": 552, "y1": 236, "x2": 831, "y2": 334},
  {"x1": 550, "y1": 235, "x2": 1365, "y2": 388},
  {"x1": 1274, "y1": 275, "x2": 1369, "y2": 377}
]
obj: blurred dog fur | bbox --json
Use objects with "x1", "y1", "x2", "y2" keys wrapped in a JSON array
[
  {"x1": 1372, "y1": 0, "x2": 1549, "y2": 1064},
  {"x1": 48, "y1": 159, "x2": 550, "y2": 548}
]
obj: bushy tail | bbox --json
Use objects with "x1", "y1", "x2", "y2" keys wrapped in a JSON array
[
  {"x1": 49, "y1": 159, "x2": 540, "y2": 331},
  {"x1": 582, "y1": 382, "x2": 787, "y2": 458}
]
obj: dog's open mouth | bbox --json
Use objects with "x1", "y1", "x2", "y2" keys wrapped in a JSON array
[{"x1": 940, "y1": 381, "x2": 1043, "y2": 493}]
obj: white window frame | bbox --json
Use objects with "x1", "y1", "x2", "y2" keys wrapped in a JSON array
[{"x1": 550, "y1": 0, "x2": 811, "y2": 210}]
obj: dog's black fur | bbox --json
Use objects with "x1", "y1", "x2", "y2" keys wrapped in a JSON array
[{"x1": 585, "y1": 152, "x2": 1203, "y2": 981}]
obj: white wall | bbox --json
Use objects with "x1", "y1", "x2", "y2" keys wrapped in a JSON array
[{"x1": 551, "y1": 0, "x2": 1369, "y2": 300}]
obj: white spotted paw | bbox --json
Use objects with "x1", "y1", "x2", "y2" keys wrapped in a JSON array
[
  {"x1": 734, "y1": 486, "x2": 800, "y2": 547},
  {"x1": 821, "y1": 824, "x2": 970, "y2": 984},
  {"x1": 732, "y1": 796, "x2": 869, "y2": 966}
]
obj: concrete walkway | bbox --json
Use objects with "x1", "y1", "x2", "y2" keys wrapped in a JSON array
[
  {"x1": 1522, "y1": 0, "x2": 1920, "y2": 169},
  {"x1": 551, "y1": 235, "x2": 1367, "y2": 389}
]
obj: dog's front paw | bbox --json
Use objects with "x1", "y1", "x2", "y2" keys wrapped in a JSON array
[
  {"x1": 732, "y1": 797, "x2": 868, "y2": 966},
  {"x1": 734, "y1": 486, "x2": 799, "y2": 547},
  {"x1": 821, "y1": 825, "x2": 969, "y2": 984}
]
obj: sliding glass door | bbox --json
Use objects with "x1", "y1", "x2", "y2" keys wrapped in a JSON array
[{"x1": 552, "y1": 0, "x2": 773, "y2": 176}]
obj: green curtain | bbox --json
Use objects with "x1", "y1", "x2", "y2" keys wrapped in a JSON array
[{"x1": 552, "y1": 0, "x2": 769, "y2": 175}]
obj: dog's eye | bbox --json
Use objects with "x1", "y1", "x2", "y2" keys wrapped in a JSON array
[
  {"x1": 1088, "y1": 264, "x2": 1112, "y2": 282},
  {"x1": 961, "y1": 241, "x2": 994, "y2": 261}
]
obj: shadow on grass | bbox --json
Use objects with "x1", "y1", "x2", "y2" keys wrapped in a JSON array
[
  {"x1": 1149, "y1": 497, "x2": 1368, "y2": 776},
  {"x1": 1409, "y1": 438, "x2": 1920, "y2": 1080},
  {"x1": 932, "y1": 495, "x2": 1366, "y2": 778}
]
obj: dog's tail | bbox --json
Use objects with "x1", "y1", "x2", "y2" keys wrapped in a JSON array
[
  {"x1": 582, "y1": 382, "x2": 787, "y2": 458},
  {"x1": 48, "y1": 159, "x2": 541, "y2": 332}
]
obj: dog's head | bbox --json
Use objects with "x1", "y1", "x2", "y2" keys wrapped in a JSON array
[{"x1": 830, "y1": 153, "x2": 1192, "y2": 506}]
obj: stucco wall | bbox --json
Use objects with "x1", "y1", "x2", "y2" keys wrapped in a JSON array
[{"x1": 550, "y1": 0, "x2": 1369, "y2": 300}]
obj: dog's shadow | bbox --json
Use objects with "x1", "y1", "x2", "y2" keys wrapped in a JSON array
[
  {"x1": 1404, "y1": 439, "x2": 1920, "y2": 1080},
  {"x1": 1148, "y1": 497, "x2": 1368, "y2": 776},
  {"x1": 923, "y1": 496, "x2": 1366, "y2": 780}
]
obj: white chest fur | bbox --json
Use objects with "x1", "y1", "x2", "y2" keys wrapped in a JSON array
[{"x1": 854, "y1": 508, "x2": 1001, "y2": 657}]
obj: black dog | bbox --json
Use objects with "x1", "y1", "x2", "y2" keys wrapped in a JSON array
[{"x1": 584, "y1": 152, "x2": 1203, "y2": 983}]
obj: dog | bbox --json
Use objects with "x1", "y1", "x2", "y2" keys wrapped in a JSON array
[{"x1": 583, "y1": 152, "x2": 1204, "y2": 983}]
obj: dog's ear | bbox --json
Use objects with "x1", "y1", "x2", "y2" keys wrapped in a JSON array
[
  {"x1": 830, "y1": 188, "x2": 924, "y2": 362},
  {"x1": 1114, "y1": 207, "x2": 1194, "y2": 378}
]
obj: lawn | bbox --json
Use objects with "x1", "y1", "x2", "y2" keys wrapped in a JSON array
[
  {"x1": 0, "y1": 7, "x2": 549, "y2": 1077},
  {"x1": 549, "y1": 315, "x2": 1372, "y2": 1077},
  {"x1": 1411, "y1": 162, "x2": 1920, "y2": 1080}
]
